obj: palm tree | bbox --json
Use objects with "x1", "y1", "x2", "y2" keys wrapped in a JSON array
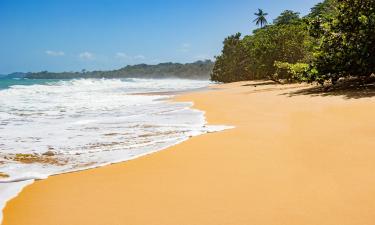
[{"x1": 253, "y1": 9, "x2": 268, "y2": 28}]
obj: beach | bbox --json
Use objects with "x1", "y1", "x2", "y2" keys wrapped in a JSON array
[{"x1": 3, "y1": 81, "x2": 375, "y2": 225}]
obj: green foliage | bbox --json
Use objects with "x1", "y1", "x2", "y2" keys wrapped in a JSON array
[
  {"x1": 213, "y1": 0, "x2": 374, "y2": 86},
  {"x1": 26, "y1": 61, "x2": 214, "y2": 80},
  {"x1": 273, "y1": 61, "x2": 309, "y2": 82},
  {"x1": 247, "y1": 22, "x2": 311, "y2": 77},
  {"x1": 211, "y1": 33, "x2": 252, "y2": 82},
  {"x1": 306, "y1": 0, "x2": 336, "y2": 19},
  {"x1": 273, "y1": 10, "x2": 301, "y2": 25},
  {"x1": 212, "y1": 13, "x2": 311, "y2": 83},
  {"x1": 306, "y1": 0, "x2": 375, "y2": 84},
  {"x1": 253, "y1": 9, "x2": 268, "y2": 28}
]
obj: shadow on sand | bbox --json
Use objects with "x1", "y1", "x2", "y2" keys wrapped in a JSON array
[
  {"x1": 242, "y1": 81, "x2": 277, "y2": 87},
  {"x1": 284, "y1": 78, "x2": 375, "y2": 99}
]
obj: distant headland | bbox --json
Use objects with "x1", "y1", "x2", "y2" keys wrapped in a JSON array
[{"x1": 1, "y1": 60, "x2": 214, "y2": 80}]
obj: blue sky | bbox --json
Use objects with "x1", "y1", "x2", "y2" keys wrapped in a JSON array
[{"x1": 0, "y1": 0, "x2": 322, "y2": 74}]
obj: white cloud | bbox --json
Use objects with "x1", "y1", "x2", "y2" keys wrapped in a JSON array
[
  {"x1": 133, "y1": 55, "x2": 146, "y2": 60},
  {"x1": 115, "y1": 53, "x2": 146, "y2": 62},
  {"x1": 79, "y1": 52, "x2": 94, "y2": 60},
  {"x1": 180, "y1": 43, "x2": 191, "y2": 53},
  {"x1": 45, "y1": 50, "x2": 65, "y2": 56},
  {"x1": 115, "y1": 52, "x2": 129, "y2": 59},
  {"x1": 193, "y1": 54, "x2": 214, "y2": 61}
]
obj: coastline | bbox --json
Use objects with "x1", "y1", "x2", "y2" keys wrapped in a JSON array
[
  {"x1": 3, "y1": 81, "x2": 375, "y2": 225},
  {"x1": 0, "y1": 80, "x2": 226, "y2": 223}
]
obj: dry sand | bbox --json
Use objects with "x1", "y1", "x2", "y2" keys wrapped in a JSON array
[{"x1": 3, "y1": 81, "x2": 375, "y2": 225}]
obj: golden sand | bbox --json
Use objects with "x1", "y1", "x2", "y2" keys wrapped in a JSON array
[{"x1": 3, "y1": 81, "x2": 375, "y2": 225}]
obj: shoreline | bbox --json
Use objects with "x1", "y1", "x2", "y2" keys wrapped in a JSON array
[
  {"x1": 3, "y1": 81, "x2": 375, "y2": 225},
  {"x1": 0, "y1": 83, "x2": 227, "y2": 223}
]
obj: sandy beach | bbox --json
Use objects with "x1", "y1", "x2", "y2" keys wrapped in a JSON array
[{"x1": 3, "y1": 81, "x2": 375, "y2": 225}]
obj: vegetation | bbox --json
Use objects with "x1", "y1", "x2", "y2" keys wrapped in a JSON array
[
  {"x1": 253, "y1": 9, "x2": 268, "y2": 28},
  {"x1": 0, "y1": 172, "x2": 10, "y2": 179},
  {"x1": 273, "y1": 61, "x2": 309, "y2": 82},
  {"x1": 210, "y1": 33, "x2": 250, "y2": 83},
  {"x1": 211, "y1": 0, "x2": 375, "y2": 86},
  {"x1": 26, "y1": 60, "x2": 214, "y2": 80},
  {"x1": 0, "y1": 72, "x2": 27, "y2": 79},
  {"x1": 306, "y1": 0, "x2": 336, "y2": 19},
  {"x1": 212, "y1": 9, "x2": 310, "y2": 83},
  {"x1": 12, "y1": 153, "x2": 63, "y2": 165},
  {"x1": 307, "y1": 0, "x2": 375, "y2": 84},
  {"x1": 273, "y1": 10, "x2": 301, "y2": 25}
]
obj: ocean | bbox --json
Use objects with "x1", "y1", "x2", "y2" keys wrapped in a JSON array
[{"x1": 0, "y1": 78, "x2": 230, "y2": 221}]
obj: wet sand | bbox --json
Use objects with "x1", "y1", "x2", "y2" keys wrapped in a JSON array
[{"x1": 3, "y1": 81, "x2": 375, "y2": 225}]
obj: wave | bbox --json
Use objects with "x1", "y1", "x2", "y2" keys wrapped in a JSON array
[{"x1": 0, "y1": 78, "x2": 232, "y2": 222}]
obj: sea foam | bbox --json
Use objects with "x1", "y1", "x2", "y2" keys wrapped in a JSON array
[{"x1": 0, "y1": 78, "x2": 231, "y2": 222}]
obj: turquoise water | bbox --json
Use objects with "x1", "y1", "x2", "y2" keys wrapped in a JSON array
[{"x1": 0, "y1": 78, "x2": 63, "y2": 90}]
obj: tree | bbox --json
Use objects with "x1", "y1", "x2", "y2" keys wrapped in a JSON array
[
  {"x1": 305, "y1": 0, "x2": 375, "y2": 84},
  {"x1": 253, "y1": 9, "x2": 268, "y2": 28},
  {"x1": 212, "y1": 7, "x2": 313, "y2": 83},
  {"x1": 248, "y1": 23, "x2": 310, "y2": 79},
  {"x1": 211, "y1": 33, "x2": 252, "y2": 82},
  {"x1": 307, "y1": 0, "x2": 336, "y2": 19},
  {"x1": 273, "y1": 10, "x2": 301, "y2": 25},
  {"x1": 211, "y1": 19, "x2": 311, "y2": 83}
]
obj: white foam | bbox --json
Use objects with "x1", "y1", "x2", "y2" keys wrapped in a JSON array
[
  {"x1": 0, "y1": 78, "x2": 232, "y2": 222},
  {"x1": 0, "y1": 180, "x2": 34, "y2": 222}
]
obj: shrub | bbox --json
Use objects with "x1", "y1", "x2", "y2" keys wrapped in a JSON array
[{"x1": 273, "y1": 61, "x2": 309, "y2": 82}]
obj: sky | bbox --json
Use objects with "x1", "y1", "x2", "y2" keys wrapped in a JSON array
[{"x1": 0, "y1": 0, "x2": 322, "y2": 74}]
